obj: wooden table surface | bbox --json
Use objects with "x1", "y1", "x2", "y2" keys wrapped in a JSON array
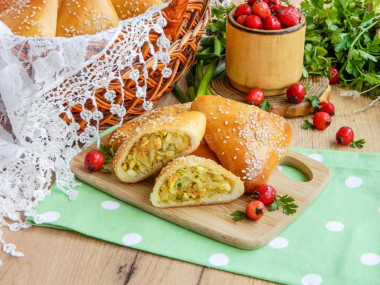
[{"x1": 1, "y1": 85, "x2": 380, "y2": 285}]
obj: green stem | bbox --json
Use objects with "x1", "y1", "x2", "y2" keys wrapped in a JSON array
[
  {"x1": 350, "y1": 19, "x2": 380, "y2": 49},
  {"x1": 173, "y1": 85, "x2": 191, "y2": 103},
  {"x1": 188, "y1": 86, "x2": 196, "y2": 101},
  {"x1": 196, "y1": 58, "x2": 219, "y2": 98},
  {"x1": 195, "y1": 60, "x2": 204, "y2": 90},
  {"x1": 214, "y1": 38, "x2": 222, "y2": 56}
]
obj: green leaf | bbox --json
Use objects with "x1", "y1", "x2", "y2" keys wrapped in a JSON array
[
  {"x1": 99, "y1": 144, "x2": 115, "y2": 159},
  {"x1": 304, "y1": 84, "x2": 310, "y2": 94},
  {"x1": 302, "y1": 119, "x2": 315, "y2": 130},
  {"x1": 100, "y1": 167, "x2": 112, "y2": 174},
  {"x1": 335, "y1": 34, "x2": 351, "y2": 51},
  {"x1": 269, "y1": 195, "x2": 298, "y2": 215},
  {"x1": 230, "y1": 210, "x2": 246, "y2": 221},
  {"x1": 351, "y1": 139, "x2": 366, "y2": 149},
  {"x1": 269, "y1": 199, "x2": 280, "y2": 211},
  {"x1": 306, "y1": 96, "x2": 322, "y2": 109},
  {"x1": 259, "y1": 99, "x2": 271, "y2": 111}
]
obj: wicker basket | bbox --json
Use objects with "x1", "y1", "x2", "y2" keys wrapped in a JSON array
[{"x1": 58, "y1": 0, "x2": 210, "y2": 131}]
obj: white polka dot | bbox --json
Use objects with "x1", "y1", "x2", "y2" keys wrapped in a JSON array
[
  {"x1": 361, "y1": 253, "x2": 380, "y2": 266},
  {"x1": 269, "y1": 237, "x2": 289, "y2": 249},
  {"x1": 42, "y1": 211, "x2": 60, "y2": 223},
  {"x1": 345, "y1": 176, "x2": 363, "y2": 188},
  {"x1": 101, "y1": 201, "x2": 120, "y2": 210},
  {"x1": 277, "y1": 165, "x2": 283, "y2": 171},
  {"x1": 308, "y1": 154, "x2": 324, "y2": 163},
  {"x1": 122, "y1": 233, "x2": 142, "y2": 246},
  {"x1": 301, "y1": 273, "x2": 323, "y2": 285},
  {"x1": 378, "y1": 207, "x2": 380, "y2": 213},
  {"x1": 208, "y1": 253, "x2": 229, "y2": 267},
  {"x1": 325, "y1": 221, "x2": 345, "y2": 232}
]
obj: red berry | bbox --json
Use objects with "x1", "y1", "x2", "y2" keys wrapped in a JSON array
[
  {"x1": 246, "y1": 200, "x2": 265, "y2": 221},
  {"x1": 84, "y1": 151, "x2": 104, "y2": 172},
  {"x1": 254, "y1": 184, "x2": 277, "y2": 206},
  {"x1": 329, "y1": 67, "x2": 340, "y2": 85},
  {"x1": 236, "y1": 15, "x2": 248, "y2": 26},
  {"x1": 246, "y1": 88, "x2": 265, "y2": 105},
  {"x1": 252, "y1": 2, "x2": 271, "y2": 19},
  {"x1": 286, "y1": 83, "x2": 305, "y2": 104},
  {"x1": 263, "y1": 15, "x2": 282, "y2": 30},
  {"x1": 278, "y1": 7, "x2": 301, "y2": 27},
  {"x1": 263, "y1": 0, "x2": 282, "y2": 12},
  {"x1": 235, "y1": 4, "x2": 252, "y2": 18},
  {"x1": 319, "y1": 101, "x2": 335, "y2": 116},
  {"x1": 245, "y1": 14, "x2": 263, "y2": 29},
  {"x1": 336, "y1": 126, "x2": 354, "y2": 145},
  {"x1": 288, "y1": 6, "x2": 302, "y2": 18},
  {"x1": 313, "y1": 112, "x2": 331, "y2": 130},
  {"x1": 248, "y1": 0, "x2": 258, "y2": 5}
]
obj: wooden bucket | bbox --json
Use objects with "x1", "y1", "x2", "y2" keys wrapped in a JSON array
[{"x1": 226, "y1": 10, "x2": 306, "y2": 96}]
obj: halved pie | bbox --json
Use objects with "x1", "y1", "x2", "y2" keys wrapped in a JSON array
[
  {"x1": 113, "y1": 111, "x2": 206, "y2": 183},
  {"x1": 108, "y1": 103, "x2": 191, "y2": 153},
  {"x1": 150, "y1": 155, "x2": 244, "y2": 208}
]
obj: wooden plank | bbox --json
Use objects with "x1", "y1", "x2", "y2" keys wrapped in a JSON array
[
  {"x1": 71, "y1": 133, "x2": 331, "y2": 249},
  {"x1": 210, "y1": 72, "x2": 331, "y2": 118}
]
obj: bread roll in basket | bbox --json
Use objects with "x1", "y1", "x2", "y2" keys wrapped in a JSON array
[{"x1": 0, "y1": 0, "x2": 210, "y2": 132}]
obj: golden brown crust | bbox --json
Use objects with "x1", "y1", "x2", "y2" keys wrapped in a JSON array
[
  {"x1": 113, "y1": 110, "x2": 206, "y2": 183},
  {"x1": 191, "y1": 95, "x2": 292, "y2": 193},
  {"x1": 150, "y1": 155, "x2": 244, "y2": 208},
  {"x1": 111, "y1": 0, "x2": 162, "y2": 20},
  {"x1": 107, "y1": 102, "x2": 191, "y2": 153},
  {"x1": 0, "y1": 0, "x2": 58, "y2": 37},
  {"x1": 56, "y1": 0, "x2": 119, "y2": 37},
  {"x1": 0, "y1": 0, "x2": 17, "y2": 13}
]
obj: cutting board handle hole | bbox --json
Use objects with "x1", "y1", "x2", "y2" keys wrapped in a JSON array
[
  {"x1": 277, "y1": 164, "x2": 310, "y2": 182},
  {"x1": 278, "y1": 155, "x2": 313, "y2": 182}
]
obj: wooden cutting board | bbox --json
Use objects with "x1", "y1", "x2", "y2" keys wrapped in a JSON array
[
  {"x1": 71, "y1": 135, "x2": 331, "y2": 250},
  {"x1": 210, "y1": 72, "x2": 331, "y2": 118}
]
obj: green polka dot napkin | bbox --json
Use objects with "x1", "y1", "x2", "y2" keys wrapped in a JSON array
[{"x1": 28, "y1": 132, "x2": 380, "y2": 285}]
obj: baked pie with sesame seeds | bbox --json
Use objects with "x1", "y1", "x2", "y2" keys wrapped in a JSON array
[
  {"x1": 113, "y1": 110, "x2": 206, "y2": 183},
  {"x1": 56, "y1": 0, "x2": 119, "y2": 37},
  {"x1": 150, "y1": 155, "x2": 244, "y2": 207},
  {"x1": 111, "y1": 0, "x2": 161, "y2": 20},
  {"x1": 0, "y1": 0, "x2": 59, "y2": 37},
  {"x1": 191, "y1": 95, "x2": 292, "y2": 193},
  {"x1": 0, "y1": 0, "x2": 162, "y2": 38}
]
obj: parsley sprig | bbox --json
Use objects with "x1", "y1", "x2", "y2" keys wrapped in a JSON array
[
  {"x1": 302, "y1": 119, "x2": 315, "y2": 130},
  {"x1": 259, "y1": 99, "x2": 271, "y2": 111},
  {"x1": 269, "y1": 195, "x2": 299, "y2": 215},
  {"x1": 306, "y1": 96, "x2": 322, "y2": 109},
  {"x1": 351, "y1": 139, "x2": 366, "y2": 149},
  {"x1": 99, "y1": 144, "x2": 115, "y2": 164},
  {"x1": 230, "y1": 210, "x2": 246, "y2": 221},
  {"x1": 301, "y1": 0, "x2": 380, "y2": 97}
]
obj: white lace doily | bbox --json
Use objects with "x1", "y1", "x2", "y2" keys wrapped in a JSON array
[
  {"x1": 0, "y1": 0, "x2": 230, "y2": 264},
  {"x1": 0, "y1": 3, "x2": 172, "y2": 261}
]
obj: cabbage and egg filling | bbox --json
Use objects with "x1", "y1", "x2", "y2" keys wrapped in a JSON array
[
  {"x1": 159, "y1": 166, "x2": 232, "y2": 204},
  {"x1": 122, "y1": 131, "x2": 190, "y2": 175}
]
